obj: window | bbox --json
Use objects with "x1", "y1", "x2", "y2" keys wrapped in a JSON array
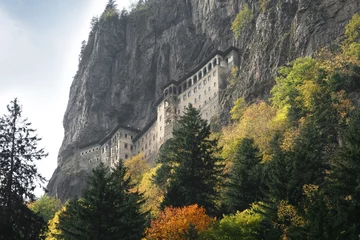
[
  {"x1": 165, "y1": 100, "x2": 169, "y2": 107},
  {"x1": 199, "y1": 104, "x2": 202, "y2": 108},
  {"x1": 205, "y1": 100, "x2": 207, "y2": 104},
  {"x1": 125, "y1": 134, "x2": 128, "y2": 138},
  {"x1": 178, "y1": 109, "x2": 180, "y2": 114},
  {"x1": 214, "y1": 82, "x2": 217, "y2": 86},
  {"x1": 125, "y1": 154, "x2": 128, "y2": 159},
  {"x1": 131, "y1": 135, "x2": 133, "y2": 139},
  {"x1": 213, "y1": 70, "x2": 216, "y2": 76},
  {"x1": 199, "y1": 95, "x2": 201, "y2": 99},
  {"x1": 214, "y1": 92, "x2": 217, "y2": 96},
  {"x1": 188, "y1": 91, "x2": 191, "y2": 97},
  {"x1": 184, "y1": 106, "x2": 186, "y2": 110},
  {"x1": 130, "y1": 145, "x2": 133, "y2": 151},
  {"x1": 194, "y1": 98, "x2": 197, "y2": 103},
  {"x1": 198, "y1": 83, "x2": 201, "y2": 88},
  {"x1": 203, "y1": 80, "x2": 206, "y2": 85},
  {"x1": 183, "y1": 95, "x2": 186, "y2": 100},
  {"x1": 194, "y1": 87, "x2": 197, "y2": 93},
  {"x1": 208, "y1": 76, "x2": 211, "y2": 82},
  {"x1": 204, "y1": 90, "x2": 207, "y2": 95},
  {"x1": 125, "y1": 143, "x2": 128, "y2": 149},
  {"x1": 208, "y1": 87, "x2": 211, "y2": 91},
  {"x1": 160, "y1": 116, "x2": 162, "y2": 121},
  {"x1": 160, "y1": 126, "x2": 162, "y2": 130}
]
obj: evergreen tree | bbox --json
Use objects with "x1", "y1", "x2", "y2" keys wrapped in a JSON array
[
  {"x1": 57, "y1": 162, "x2": 147, "y2": 240},
  {"x1": 225, "y1": 138, "x2": 263, "y2": 213},
  {"x1": 157, "y1": 104, "x2": 224, "y2": 214},
  {"x1": 328, "y1": 109, "x2": 360, "y2": 238},
  {"x1": 0, "y1": 99, "x2": 47, "y2": 239},
  {"x1": 264, "y1": 119, "x2": 328, "y2": 205}
]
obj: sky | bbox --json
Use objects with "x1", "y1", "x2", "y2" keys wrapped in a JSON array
[{"x1": 0, "y1": 0, "x2": 132, "y2": 197}]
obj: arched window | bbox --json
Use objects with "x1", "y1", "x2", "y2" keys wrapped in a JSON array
[
  {"x1": 165, "y1": 89, "x2": 169, "y2": 96},
  {"x1": 213, "y1": 59, "x2": 217, "y2": 66},
  {"x1": 164, "y1": 100, "x2": 169, "y2": 107},
  {"x1": 208, "y1": 63, "x2": 212, "y2": 70}
]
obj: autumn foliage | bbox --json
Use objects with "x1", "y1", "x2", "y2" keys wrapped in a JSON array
[{"x1": 145, "y1": 204, "x2": 214, "y2": 240}]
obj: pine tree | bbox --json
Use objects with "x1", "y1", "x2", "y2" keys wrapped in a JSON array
[
  {"x1": 58, "y1": 162, "x2": 147, "y2": 240},
  {"x1": 157, "y1": 104, "x2": 224, "y2": 214},
  {"x1": 225, "y1": 138, "x2": 263, "y2": 213},
  {"x1": 0, "y1": 99, "x2": 47, "y2": 239},
  {"x1": 328, "y1": 109, "x2": 360, "y2": 238}
]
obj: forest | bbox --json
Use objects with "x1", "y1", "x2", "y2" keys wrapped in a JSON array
[{"x1": 1, "y1": 1, "x2": 360, "y2": 239}]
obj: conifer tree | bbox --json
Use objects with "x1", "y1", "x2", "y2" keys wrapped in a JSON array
[
  {"x1": 225, "y1": 138, "x2": 263, "y2": 213},
  {"x1": 157, "y1": 104, "x2": 224, "y2": 214},
  {"x1": 0, "y1": 98, "x2": 47, "y2": 239},
  {"x1": 328, "y1": 109, "x2": 360, "y2": 238},
  {"x1": 57, "y1": 162, "x2": 147, "y2": 240}
]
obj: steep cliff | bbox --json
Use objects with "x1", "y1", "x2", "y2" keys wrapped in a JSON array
[{"x1": 48, "y1": 0, "x2": 360, "y2": 201}]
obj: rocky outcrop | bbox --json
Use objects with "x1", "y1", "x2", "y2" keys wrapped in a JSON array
[{"x1": 48, "y1": 0, "x2": 360, "y2": 201}]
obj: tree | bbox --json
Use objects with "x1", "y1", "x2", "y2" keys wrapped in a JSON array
[
  {"x1": 202, "y1": 203, "x2": 264, "y2": 240},
  {"x1": 124, "y1": 152, "x2": 150, "y2": 185},
  {"x1": 28, "y1": 195, "x2": 62, "y2": 223},
  {"x1": 57, "y1": 162, "x2": 147, "y2": 240},
  {"x1": 231, "y1": 4, "x2": 253, "y2": 40},
  {"x1": 0, "y1": 98, "x2": 47, "y2": 239},
  {"x1": 145, "y1": 204, "x2": 214, "y2": 240},
  {"x1": 327, "y1": 109, "x2": 360, "y2": 238},
  {"x1": 225, "y1": 138, "x2": 263, "y2": 213},
  {"x1": 156, "y1": 104, "x2": 224, "y2": 214}
]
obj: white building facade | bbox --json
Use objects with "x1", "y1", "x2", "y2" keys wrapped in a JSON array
[{"x1": 78, "y1": 47, "x2": 239, "y2": 166}]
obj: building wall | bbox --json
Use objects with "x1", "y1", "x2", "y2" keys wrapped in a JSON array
[{"x1": 78, "y1": 48, "x2": 238, "y2": 167}]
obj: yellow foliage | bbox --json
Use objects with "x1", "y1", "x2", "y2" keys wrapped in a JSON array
[
  {"x1": 124, "y1": 152, "x2": 150, "y2": 185},
  {"x1": 220, "y1": 101, "x2": 286, "y2": 162},
  {"x1": 332, "y1": 90, "x2": 355, "y2": 125},
  {"x1": 276, "y1": 200, "x2": 305, "y2": 240},
  {"x1": 230, "y1": 97, "x2": 247, "y2": 121},
  {"x1": 295, "y1": 80, "x2": 322, "y2": 111},
  {"x1": 345, "y1": 13, "x2": 360, "y2": 43},
  {"x1": 45, "y1": 205, "x2": 66, "y2": 240},
  {"x1": 145, "y1": 204, "x2": 214, "y2": 240},
  {"x1": 228, "y1": 67, "x2": 240, "y2": 88},
  {"x1": 231, "y1": 4, "x2": 253, "y2": 40},
  {"x1": 138, "y1": 165, "x2": 164, "y2": 217},
  {"x1": 281, "y1": 127, "x2": 300, "y2": 151}
]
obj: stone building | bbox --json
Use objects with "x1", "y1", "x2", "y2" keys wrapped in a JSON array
[{"x1": 78, "y1": 47, "x2": 238, "y2": 166}]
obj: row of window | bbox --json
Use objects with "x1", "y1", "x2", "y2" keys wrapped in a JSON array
[{"x1": 81, "y1": 147, "x2": 100, "y2": 156}]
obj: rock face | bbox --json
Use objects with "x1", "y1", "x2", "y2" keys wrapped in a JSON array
[{"x1": 48, "y1": 0, "x2": 360, "y2": 201}]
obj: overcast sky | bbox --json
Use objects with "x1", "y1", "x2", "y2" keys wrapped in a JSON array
[{"x1": 0, "y1": 0, "x2": 132, "y2": 197}]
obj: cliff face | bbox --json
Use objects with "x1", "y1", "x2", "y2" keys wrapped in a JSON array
[{"x1": 48, "y1": 0, "x2": 360, "y2": 201}]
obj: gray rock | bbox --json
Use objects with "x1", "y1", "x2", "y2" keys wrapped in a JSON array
[{"x1": 47, "y1": 0, "x2": 360, "y2": 201}]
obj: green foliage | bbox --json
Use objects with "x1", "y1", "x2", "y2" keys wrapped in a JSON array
[
  {"x1": 156, "y1": 104, "x2": 224, "y2": 215},
  {"x1": 260, "y1": 0, "x2": 269, "y2": 12},
  {"x1": 102, "y1": 0, "x2": 119, "y2": 19},
  {"x1": 57, "y1": 162, "x2": 147, "y2": 240},
  {"x1": 270, "y1": 57, "x2": 318, "y2": 121},
  {"x1": 345, "y1": 14, "x2": 360, "y2": 43},
  {"x1": 0, "y1": 98, "x2": 47, "y2": 239},
  {"x1": 327, "y1": 109, "x2": 360, "y2": 238},
  {"x1": 202, "y1": 204, "x2": 264, "y2": 240},
  {"x1": 28, "y1": 195, "x2": 62, "y2": 223},
  {"x1": 231, "y1": 4, "x2": 254, "y2": 40},
  {"x1": 264, "y1": 119, "x2": 328, "y2": 205},
  {"x1": 225, "y1": 138, "x2": 263, "y2": 213},
  {"x1": 229, "y1": 97, "x2": 246, "y2": 121}
]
